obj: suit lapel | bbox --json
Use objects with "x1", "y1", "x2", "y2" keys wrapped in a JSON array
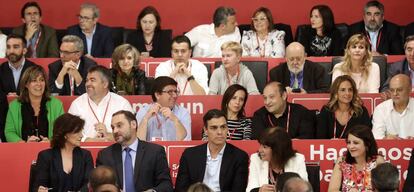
[
  {"x1": 302, "y1": 61, "x2": 310, "y2": 90},
  {"x1": 134, "y1": 140, "x2": 145, "y2": 187},
  {"x1": 3, "y1": 65, "x2": 16, "y2": 92},
  {"x1": 199, "y1": 144, "x2": 208, "y2": 181},
  {"x1": 71, "y1": 147, "x2": 82, "y2": 188},
  {"x1": 52, "y1": 148, "x2": 64, "y2": 191},
  {"x1": 283, "y1": 64, "x2": 291, "y2": 86},
  {"x1": 91, "y1": 24, "x2": 100, "y2": 56},
  {"x1": 113, "y1": 144, "x2": 124, "y2": 187},
  {"x1": 219, "y1": 144, "x2": 232, "y2": 190}
]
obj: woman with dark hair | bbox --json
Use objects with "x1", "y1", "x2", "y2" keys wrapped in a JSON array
[
  {"x1": 110, "y1": 44, "x2": 146, "y2": 95},
  {"x1": 332, "y1": 34, "x2": 380, "y2": 93},
  {"x1": 298, "y1": 5, "x2": 342, "y2": 56},
  {"x1": 246, "y1": 127, "x2": 308, "y2": 192},
  {"x1": 5, "y1": 65, "x2": 64, "y2": 142},
  {"x1": 241, "y1": 7, "x2": 285, "y2": 58},
  {"x1": 316, "y1": 75, "x2": 371, "y2": 139},
  {"x1": 126, "y1": 6, "x2": 171, "y2": 58},
  {"x1": 202, "y1": 84, "x2": 252, "y2": 140},
  {"x1": 328, "y1": 125, "x2": 385, "y2": 192},
  {"x1": 34, "y1": 113, "x2": 93, "y2": 192}
]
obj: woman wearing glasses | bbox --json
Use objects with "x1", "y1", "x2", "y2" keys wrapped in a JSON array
[
  {"x1": 241, "y1": 7, "x2": 285, "y2": 58},
  {"x1": 5, "y1": 66, "x2": 64, "y2": 142}
]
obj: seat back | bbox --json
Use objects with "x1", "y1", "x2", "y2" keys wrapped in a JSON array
[
  {"x1": 214, "y1": 60, "x2": 268, "y2": 93},
  {"x1": 315, "y1": 61, "x2": 333, "y2": 89},
  {"x1": 306, "y1": 162, "x2": 320, "y2": 192},
  {"x1": 111, "y1": 26, "x2": 125, "y2": 48},
  {"x1": 56, "y1": 29, "x2": 67, "y2": 46}
]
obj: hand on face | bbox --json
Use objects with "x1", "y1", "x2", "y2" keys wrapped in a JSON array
[{"x1": 25, "y1": 22, "x2": 38, "y2": 40}]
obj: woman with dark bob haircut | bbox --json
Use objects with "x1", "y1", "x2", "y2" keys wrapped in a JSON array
[
  {"x1": 316, "y1": 75, "x2": 371, "y2": 139},
  {"x1": 297, "y1": 4, "x2": 343, "y2": 56},
  {"x1": 329, "y1": 125, "x2": 385, "y2": 192},
  {"x1": 34, "y1": 113, "x2": 93, "y2": 192},
  {"x1": 126, "y1": 6, "x2": 171, "y2": 57},
  {"x1": 246, "y1": 127, "x2": 308, "y2": 192}
]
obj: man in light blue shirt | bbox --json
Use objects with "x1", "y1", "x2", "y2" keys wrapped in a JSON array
[{"x1": 136, "y1": 76, "x2": 191, "y2": 141}]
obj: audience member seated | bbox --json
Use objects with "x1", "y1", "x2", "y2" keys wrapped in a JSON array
[
  {"x1": 276, "y1": 172, "x2": 301, "y2": 192},
  {"x1": 202, "y1": 84, "x2": 252, "y2": 140},
  {"x1": 96, "y1": 110, "x2": 173, "y2": 192},
  {"x1": 88, "y1": 165, "x2": 118, "y2": 192},
  {"x1": 252, "y1": 82, "x2": 316, "y2": 139},
  {"x1": 34, "y1": 113, "x2": 93, "y2": 192},
  {"x1": 136, "y1": 76, "x2": 191, "y2": 141},
  {"x1": 12, "y1": 2, "x2": 59, "y2": 58},
  {"x1": 371, "y1": 163, "x2": 399, "y2": 192},
  {"x1": 382, "y1": 35, "x2": 414, "y2": 93},
  {"x1": 0, "y1": 34, "x2": 38, "y2": 95},
  {"x1": 209, "y1": 41, "x2": 259, "y2": 95},
  {"x1": 185, "y1": 6, "x2": 240, "y2": 57},
  {"x1": 68, "y1": 66, "x2": 133, "y2": 142},
  {"x1": 328, "y1": 125, "x2": 385, "y2": 192},
  {"x1": 0, "y1": 88, "x2": 8, "y2": 142},
  {"x1": 155, "y1": 35, "x2": 208, "y2": 95},
  {"x1": 48, "y1": 35, "x2": 97, "y2": 96},
  {"x1": 282, "y1": 177, "x2": 313, "y2": 192},
  {"x1": 241, "y1": 7, "x2": 285, "y2": 58},
  {"x1": 269, "y1": 42, "x2": 328, "y2": 93},
  {"x1": 110, "y1": 44, "x2": 146, "y2": 95},
  {"x1": 246, "y1": 127, "x2": 308, "y2": 192},
  {"x1": 348, "y1": 0, "x2": 403, "y2": 55},
  {"x1": 316, "y1": 75, "x2": 371, "y2": 139},
  {"x1": 0, "y1": 30, "x2": 5, "y2": 58},
  {"x1": 372, "y1": 74, "x2": 414, "y2": 139},
  {"x1": 5, "y1": 65, "x2": 64, "y2": 142},
  {"x1": 403, "y1": 147, "x2": 414, "y2": 192},
  {"x1": 298, "y1": 5, "x2": 342, "y2": 56},
  {"x1": 175, "y1": 109, "x2": 248, "y2": 192},
  {"x1": 67, "y1": 2, "x2": 114, "y2": 58},
  {"x1": 187, "y1": 182, "x2": 213, "y2": 192},
  {"x1": 126, "y1": 6, "x2": 171, "y2": 58},
  {"x1": 332, "y1": 34, "x2": 380, "y2": 93}
]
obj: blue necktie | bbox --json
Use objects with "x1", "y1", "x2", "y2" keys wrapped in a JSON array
[{"x1": 124, "y1": 147, "x2": 135, "y2": 192}]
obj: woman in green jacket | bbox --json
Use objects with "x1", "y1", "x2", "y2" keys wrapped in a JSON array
[{"x1": 5, "y1": 65, "x2": 64, "y2": 142}]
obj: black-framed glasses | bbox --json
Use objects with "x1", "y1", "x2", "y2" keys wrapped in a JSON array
[
  {"x1": 161, "y1": 89, "x2": 179, "y2": 96},
  {"x1": 59, "y1": 50, "x2": 80, "y2": 55},
  {"x1": 77, "y1": 14, "x2": 94, "y2": 21}
]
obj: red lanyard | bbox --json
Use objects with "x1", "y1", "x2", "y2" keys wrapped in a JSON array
[
  {"x1": 365, "y1": 30, "x2": 382, "y2": 51},
  {"x1": 226, "y1": 65, "x2": 240, "y2": 87},
  {"x1": 267, "y1": 105, "x2": 290, "y2": 133},
  {"x1": 228, "y1": 121, "x2": 239, "y2": 140},
  {"x1": 172, "y1": 62, "x2": 192, "y2": 95},
  {"x1": 333, "y1": 111, "x2": 351, "y2": 139},
  {"x1": 69, "y1": 75, "x2": 74, "y2": 96},
  {"x1": 256, "y1": 34, "x2": 268, "y2": 57},
  {"x1": 87, "y1": 95, "x2": 111, "y2": 123}
]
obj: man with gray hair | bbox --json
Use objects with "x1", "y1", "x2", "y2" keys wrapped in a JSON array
[
  {"x1": 48, "y1": 35, "x2": 97, "y2": 95},
  {"x1": 67, "y1": 2, "x2": 113, "y2": 58},
  {"x1": 371, "y1": 163, "x2": 399, "y2": 192},
  {"x1": 185, "y1": 6, "x2": 240, "y2": 57},
  {"x1": 348, "y1": 0, "x2": 403, "y2": 55}
]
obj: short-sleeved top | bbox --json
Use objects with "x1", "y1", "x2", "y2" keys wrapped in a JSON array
[{"x1": 339, "y1": 156, "x2": 378, "y2": 192}]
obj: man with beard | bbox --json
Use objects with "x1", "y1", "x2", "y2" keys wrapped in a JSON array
[
  {"x1": 12, "y1": 1, "x2": 59, "y2": 58},
  {"x1": 0, "y1": 34, "x2": 38, "y2": 95},
  {"x1": 155, "y1": 35, "x2": 209, "y2": 95},
  {"x1": 68, "y1": 66, "x2": 133, "y2": 142},
  {"x1": 348, "y1": 0, "x2": 403, "y2": 55},
  {"x1": 269, "y1": 42, "x2": 328, "y2": 93},
  {"x1": 136, "y1": 76, "x2": 191, "y2": 141},
  {"x1": 96, "y1": 110, "x2": 173, "y2": 192}
]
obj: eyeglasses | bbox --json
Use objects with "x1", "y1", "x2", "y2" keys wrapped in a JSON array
[
  {"x1": 77, "y1": 15, "x2": 94, "y2": 21},
  {"x1": 252, "y1": 17, "x2": 267, "y2": 23},
  {"x1": 161, "y1": 89, "x2": 179, "y2": 96},
  {"x1": 59, "y1": 50, "x2": 79, "y2": 55}
]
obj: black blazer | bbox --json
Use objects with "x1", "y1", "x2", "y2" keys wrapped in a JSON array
[
  {"x1": 298, "y1": 26, "x2": 343, "y2": 56},
  {"x1": 67, "y1": 23, "x2": 114, "y2": 58},
  {"x1": 403, "y1": 148, "x2": 414, "y2": 192},
  {"x1": 175, "y1": 143, "x2": 249, "y2": 192},
  {"x1": 348, "y1": 20, "x2": 403, "y2": 55},
  {"x1": 0, "y1": 59, "x2": 38, "y2": 95},
  {"x1": 110, "y1": 68, "x2": 147, "y2": 95},
  {"x1": 34, "y1": 147, "x2": 93, "y2": 192},
  {"x1": 96, "y1": 140, "x2": 173, "y2": 192},
  {"x1": 48, "y1": 56, "x2": 97, "y2": 95},
  {"x1": 0, "y1": 88, "x2": 7, "y2": 142},
  {"x1": 381, "y1": 59, "x2": 411, "y2": 92},
  {"x1": 126, "y1": 30, "x2": 172, "y2": 58},
  {"x1": 269, "y1": 60, "x2": 329, "y2": 93}
]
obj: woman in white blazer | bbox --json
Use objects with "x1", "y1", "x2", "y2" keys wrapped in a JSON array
[{"x1": 246, "y1": 127, "x2": 308, "y2": 192}]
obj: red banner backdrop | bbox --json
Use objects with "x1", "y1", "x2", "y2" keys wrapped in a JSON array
[{"x1": 0, "y1": 140, "x2": 412, "y2": 191}]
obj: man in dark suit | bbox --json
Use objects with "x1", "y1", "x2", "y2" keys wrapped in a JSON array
[
  {"x1": 175, "y1": 109, "x2": 249, "y2": 192},
  {"x1": 96, "y1": 110, "x2": 173, "y2": 192},
  {"x1": 67, "y1": 2, "x2": 114, "y2": 58},
  {"x1": 48, "y1": 35, "x2": 97, "y2": 95},
  {"x1": 12, "y1": 1, "x2": 59, "y2": 58},
  {"x1": 0, "y1": 88, "x2": 7, "y2": 142},
  {"x1": 348, "y1": 0, "x2": 403, "y2": 55},
  {"x1": 0, "y1": 34, "x2": 38, "y2": 95},
  {"x1": 269, "y1": 42, "x2": 328, "y2": 93}
]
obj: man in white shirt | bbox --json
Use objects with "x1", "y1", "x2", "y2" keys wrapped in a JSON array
[
  {"x1": 155, "y1": 35, "x2": 208, "y2": 95},
  {"x1": 372, "y1": 74, "x2": 414, "y2": 139},
  {"x1": 185, "y1": 6, "x2": 240, "y2": 57},
  {"x1": 69, "y1": 66, "x2": 133, "y2": 142}
]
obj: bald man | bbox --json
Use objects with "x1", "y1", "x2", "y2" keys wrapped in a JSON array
[
  {"x1": 269, "y1": 42, "x2": 328, "y2": 93},
  {"x1": 282, "y1": 178, "x2": 313, "y2": 192},
  {"x1": 373, "y1": 74, "x2": 414, "y2": 139}
]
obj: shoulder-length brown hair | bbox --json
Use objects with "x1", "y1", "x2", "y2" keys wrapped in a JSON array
[
  {"x1": 51, "y1": 113, "x2": 84, "y2": 149},
  {"x1": 221, "y1": 84, "x2": 248, "y2": 119},
  {"x1": 258, "y1": 127, "x2": 296, "y2": 168},
  {"x1": 325, "y1": 75, "x2": 364, "y2": 116},
  {"x1": 136, "y1": 6, "x2": 161, "y2": 32},
  {"x1": 111, "y1": 44, "x2": 141, "y2": 73},
  {"x1": 339, "y1": 34, "x2": 373, "y2": 80},
  {"x1": 345, "y1": 125, "x2": 379, "y2": 164},
  {"x1": 18, "y1": 65, "x2": 50, "y2": 103},
  {"x1": 250, "y1": 7, "x2": 274, "y2": 32}
]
